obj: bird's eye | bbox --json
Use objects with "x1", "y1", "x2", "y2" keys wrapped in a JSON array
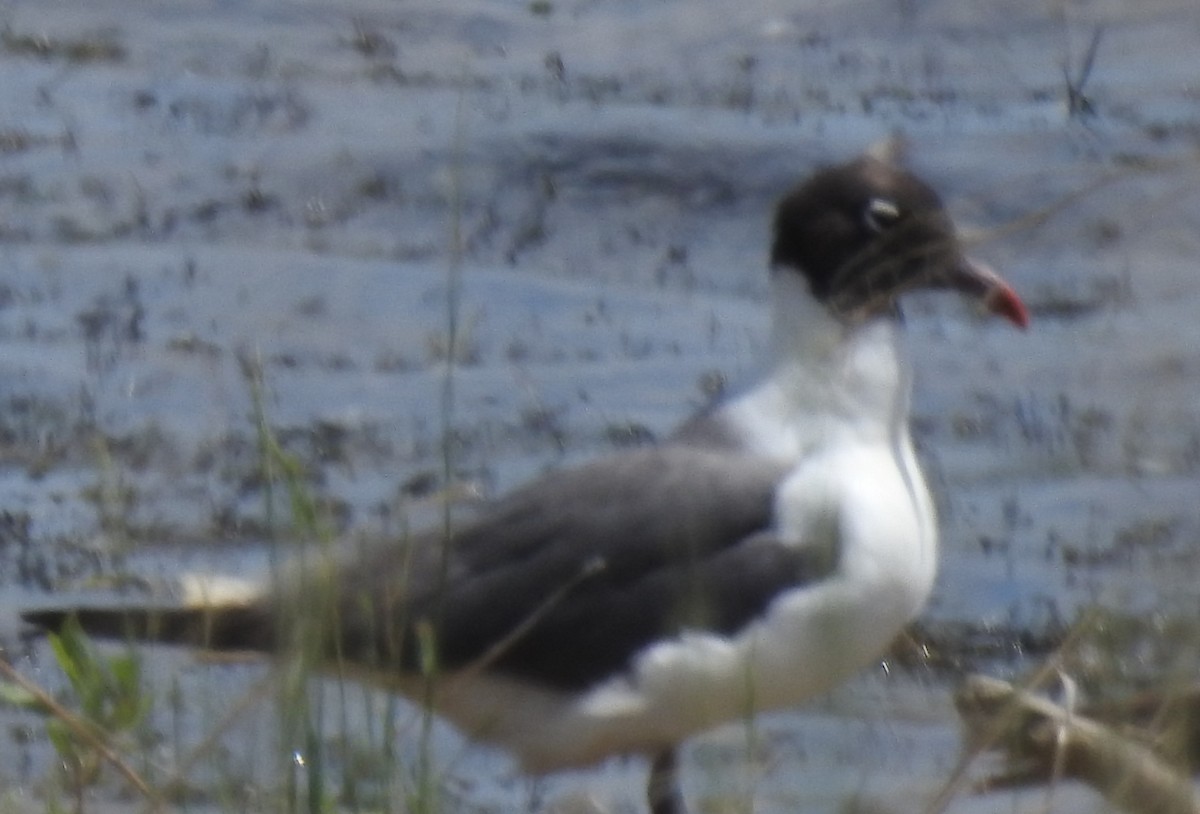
[{"x1": 864, "y1": 198, "x2": 901, "y2": 233}]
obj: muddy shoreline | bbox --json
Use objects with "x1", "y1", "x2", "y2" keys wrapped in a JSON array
[{"x1": 1, "y1": 0, "x2": 1198, "y2": 810}]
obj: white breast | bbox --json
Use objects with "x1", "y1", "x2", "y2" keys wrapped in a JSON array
[
  {"x1": 426, "y1": 439, "x2": 936, "y2": 774},
  {"x1": 418, "y1": 314, "x2": 940, "y2": 773}
]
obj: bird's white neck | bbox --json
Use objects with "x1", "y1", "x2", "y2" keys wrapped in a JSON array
[
  {"x1": 722, "y1": 270, "x2": 913, "y2": 460},
  {"x1": 772, "y1": 269, "x2": 909, "y2": 405}
]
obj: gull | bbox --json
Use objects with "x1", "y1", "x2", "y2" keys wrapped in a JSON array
[{"x1": 23, "y1": 147, "x2": 1028, "y2": 814}]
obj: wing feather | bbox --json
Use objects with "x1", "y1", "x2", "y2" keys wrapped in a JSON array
[{"x1": 325, "y1": 446, "x2": 837, "y2": 690}]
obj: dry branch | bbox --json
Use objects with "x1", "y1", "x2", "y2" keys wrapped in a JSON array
[{"x1": 955, "y1": 674, "x2": 1198, "y2": 814}]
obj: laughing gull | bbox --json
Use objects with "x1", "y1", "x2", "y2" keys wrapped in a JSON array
[{"x1": 23, "y1": 149, "x2": 1028, "y2": 813}]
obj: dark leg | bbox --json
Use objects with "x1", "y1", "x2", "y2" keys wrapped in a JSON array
[{"x1": 647, "y1": 748, "x2": 685, "y2": 814}]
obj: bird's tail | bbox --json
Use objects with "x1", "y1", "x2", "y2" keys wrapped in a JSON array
[{"x1": 20, "y1": 574, "x2": 274, "y2": 652}]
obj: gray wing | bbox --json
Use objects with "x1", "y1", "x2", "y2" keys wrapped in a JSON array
[{"x1": 330, "y1": 445, "x2": 839, "y2": 691}]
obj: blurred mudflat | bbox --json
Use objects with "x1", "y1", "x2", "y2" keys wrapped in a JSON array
[{"x1": 0, "y1": 0, "x2": 1197, "y2": 811}]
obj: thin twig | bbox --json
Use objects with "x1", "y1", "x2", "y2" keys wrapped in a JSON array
[
  {"x1": 451, "y1": 556, "x2": 607, "y2": 685},
  {"x1": 925, "y1": 607, "x2": 1102, "y2": 813},
  {"x1": 956, "y1": 674, "x2": 1198, "y2": 814},
  {"x1": 0, "y1": 657, "x2": 163, "y2": 809},
  {"x1": 964, "y1": 156, "x2": 1197, "y2": 251}
]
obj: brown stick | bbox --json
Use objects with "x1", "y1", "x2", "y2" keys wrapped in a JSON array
[{"x1": 955, "y1": 674, "x2": 1199, "y2": 814}]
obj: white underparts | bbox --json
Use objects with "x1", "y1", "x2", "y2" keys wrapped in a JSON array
[{"x1": 418, "y1": 269, "x2": 939, "y2": 772}]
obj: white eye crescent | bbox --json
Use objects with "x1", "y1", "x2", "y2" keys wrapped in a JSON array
[{"x1": 864, "y1": 198, "x2": 901, "y2": 232}]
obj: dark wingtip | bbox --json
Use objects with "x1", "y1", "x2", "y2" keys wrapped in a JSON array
[
  {"x1": 19, "y1": 608, "x2": 70, "y2": 635},
  {"x1": 21, "y1": 604, "x2": 275, "y2": 651},
  {"x1": 21, "y1": 606, "x2": 205, "y2": 644}
]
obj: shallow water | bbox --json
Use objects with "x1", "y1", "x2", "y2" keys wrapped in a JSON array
[{"x1": 1, "y1": 0, "x2": 1198, "y2": 811}]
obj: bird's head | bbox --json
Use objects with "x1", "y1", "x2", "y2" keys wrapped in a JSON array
[{"x1": 770, "y1": 154, "x2": 1028, "y2": 329}]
